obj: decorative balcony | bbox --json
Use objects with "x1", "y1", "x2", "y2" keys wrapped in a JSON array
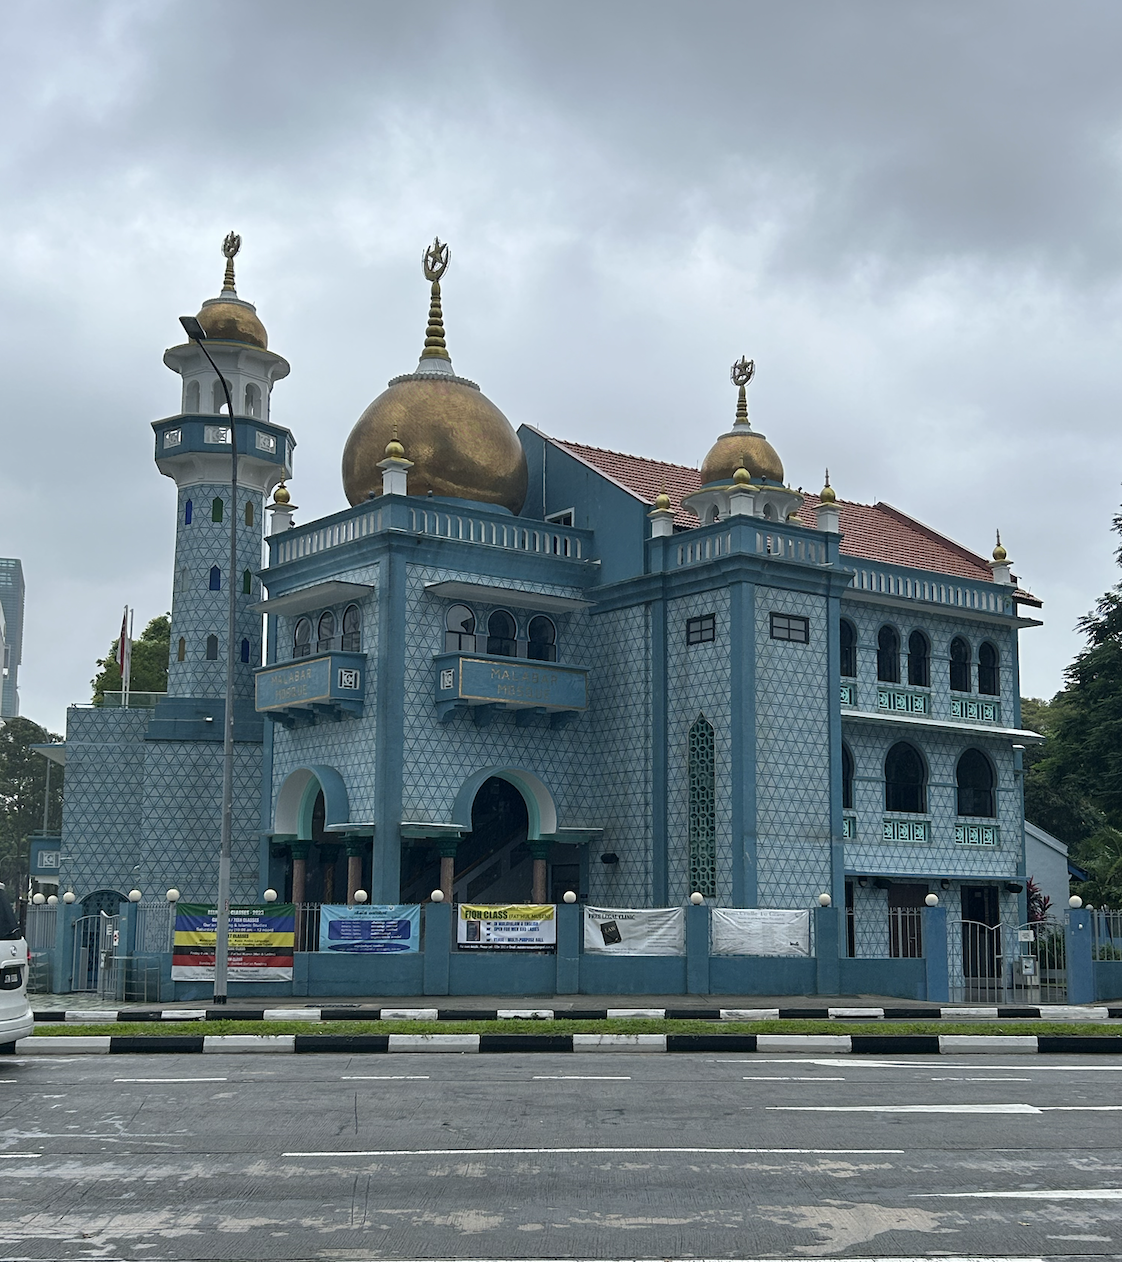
[
  {"x1": 434, "y1": 652, "x2": 589, "y2": 726},
  {"x1": 255, "y1": 652, "x2": 366, "y2": 726}
]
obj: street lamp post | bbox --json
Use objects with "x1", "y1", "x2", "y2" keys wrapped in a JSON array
[{"x1": 178, "y1": 312, "x2": 236, "y2": 1005}]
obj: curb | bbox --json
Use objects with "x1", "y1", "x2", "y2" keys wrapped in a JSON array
[
  {"x1": 10, "y1": 1032, "x2": 1122, "y2": 1056},
  {"x1": 32, "y1": 1003, "x2": 1122, "y2": 1024}
]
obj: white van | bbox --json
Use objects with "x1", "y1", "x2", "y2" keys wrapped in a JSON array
[{"x1": 0, "y1": 888, "x2": 34, "y2": 1051}]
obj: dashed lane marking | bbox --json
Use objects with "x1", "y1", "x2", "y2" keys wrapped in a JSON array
[
  {"x1": 114, "y1": 1077, "x2": 228, "y2": 1083},
  {"x1": 282, "y1": 1145, "x2": 906, "y2": 1158}
]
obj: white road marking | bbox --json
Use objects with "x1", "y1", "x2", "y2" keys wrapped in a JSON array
[
  {"x1": 114, "y1": 1077, "x2": 228, "y2": 1083},
  {"x1": 283, "y1": 1145, "x2": 907, "y2": 1157},
  {"x1": 341, "y1": 1075, "x2": 429, "y2": 1080},
  {"x1": 743, "y1": 1076, "x2": 846, "y2": 1081},
  {"x1": 747, "y1": 1057, "x2": 1122, "y2": 1071},
  {"x1": 922, "y1": 1188, "x2": 1122, "y2": 1199},
  {"x1": 534, "y1": 1075, "x2": 632, "y2": 1080},
  {"x1": 1041, "y1": 1105, "x2": 1122, "y2": 1111},
  {"x1": 770, "y1": 1103, "x2": 1043, "y2": 1114},
  {"x1": 930, "y1": 1076, "x2": 1031, "y2": 1081},
  {"x1": 0, "y1": 1153, "x2": 41, "y2": 1159}
]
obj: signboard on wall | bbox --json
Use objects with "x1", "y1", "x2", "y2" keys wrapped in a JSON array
[
  {"x1": 318, "y1": 904, "x2": 420, "y2": 953},
  {"x1": 710, "y1": 908, "x2": 811, "y2": 956},
  {"x1": 457, "y1": 904, "x2": 556, "y2": 950},
  {"x1": 583, "y1": 906, "x2": 685, "y2": 955},
  {"x1": 171, "y1": 903, "x2": 295, "y2": 981}
]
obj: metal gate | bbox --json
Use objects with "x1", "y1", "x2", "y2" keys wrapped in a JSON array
[
  {"x1": 949, "y1": 916, "x2": 1066, "y2": 1004},
  {"x1": 70, "y1": 912, "x2": 119, "y2": 994}
]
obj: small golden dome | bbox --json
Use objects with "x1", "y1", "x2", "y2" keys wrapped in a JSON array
[
  {"x1": 700, "y1": 433, "x2": 783, "y2": 486},
  {"x1": 654, "y1": 491, "x2": 672, "y2": 512},
  {"x1": 196, "y1": 296, "x2": 268, "y2": 349},
  {"x1": 385, "y1": 437, "x2": 406, "y2": 459},
  {"x1": 272, "y1": 481, "x2": 290, "y2": 505},
  {"x1": 819, "y1": 469, "x2": 837, "y2": 504},
  {"x1": 733, "y1": 466, "x2": 751, "y2": 486},
  {"x1": 993, "y1": 530, "x2": 1007, "y2": 562}
]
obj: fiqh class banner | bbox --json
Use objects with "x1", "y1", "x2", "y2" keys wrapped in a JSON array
[
  {"x1": 318, "y1": 904, "x2": 421, "y2": 953},
  {"x1": 457, "y1": 904, "x2": 556, "y2": 950},
  {"x1": 171, "y1": 903, "x2": 295, "y2": 981}
]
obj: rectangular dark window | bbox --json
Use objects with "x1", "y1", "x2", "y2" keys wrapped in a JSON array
[
  {"x1": 686, "y1": 614, "x2": 716, "y2": 645},
  {"x1": 770, "y1": 613, "x2": 809, "y2": 643}
]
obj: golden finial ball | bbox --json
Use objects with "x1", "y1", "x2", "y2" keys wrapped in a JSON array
[
  {"x1": 385, "y1": 437, "x2": 405, "y2": 459},
  {"x1": 272, "y1": 482, "x2": 290, "y2": 505},
  {"x1": 819, "y1": 483, "x2": 836, "y2": 504},
  {"x1": 733, "y1": 467, "x2": 751, "y2": 486},
  {"x1": 654, "y1": 492, "x2": 672, "y2": 512},
  {"x1": 993, "y1": 539, "x2": 1007, "y2": 562}
]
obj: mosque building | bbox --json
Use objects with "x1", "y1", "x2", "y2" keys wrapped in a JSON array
[{"x1": 54, "y1": 237, "x2": 1043, "y2": 956}]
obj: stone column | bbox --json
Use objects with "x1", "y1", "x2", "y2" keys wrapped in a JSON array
[
  {"x1": 529, "y1": 839, "x2": 552, "y2": 904},
  {"x1": 345, "y1": 839, "x2": 367, "y2": 904},
  {"x1": 290, "y1": 841, "x2": 311, "y2": 948},
  {"x1": 436, "y1": 839, "x2": 460, "y2": 902}
]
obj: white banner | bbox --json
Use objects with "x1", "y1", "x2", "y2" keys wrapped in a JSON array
[
  {"x1": 711, "y1": 908, "x2": 811, "y2": 957},
  {"x1": 583, "y1": 906, "x2": 685, "y2": 956}
]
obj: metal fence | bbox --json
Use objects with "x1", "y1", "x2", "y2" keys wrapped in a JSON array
[
  {"x1": 24, "y1": 905, "x2": 57, "y2": 992},
  {"x1": 134, "y1": 901, "x2": 175, "y2": 953},
  {"x1": 949, "y1": 917, "x2": 1067, "y2": 1004},
  {"x1": 1092, "y1": 910, "x2": 1122, "y2": 960}
]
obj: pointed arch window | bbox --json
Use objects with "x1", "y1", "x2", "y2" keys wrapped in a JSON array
[
  {"x1": 317, "y1": 610, "x2": 336, "y2": 653},
  {"x1": 176, "y1": 637, "x2": 186, "y2": 662},
  {"x1": 842, "y1": 743, "x2": 855, "y2": 810},
  {"x1": 840, "y1": 619, "x2": 857, "y2": 677},
  {"x1": 688, "y1": 714, "x2": 716, "y2": 898},
  {"x1": 184, "y1": 499, "x2": 193, "y2": 525},
  {"x1": 486, "y1": 610, "x2": 517, "y2": 657},
  {"x1": 209, "y1": 566, "x2": 221, "y2": 591},
  {"x1": 907, "y1": 630, "x2": 930, "y2": 687},
  {"x1": 205, "y1": 634, "x2": 219, "y2": 660},
  {"x1": 885, "y1": 741, "x2": 926, "y2": 814},
  {"x1": 877, "y1": 625, "x2": 900, "y2": 683},
  {"x1": 244, "y1": 501, "x2": 254, "y2": 527},
  {"x1": 185, "y1": 380, "x2": 200, "y2": 412},
  {"x1": 240, "y1": 638, "x2": 251, "y2": 664},
  {"x1": 293, "y1": 617, "x2": 312, "y2": 659},
  {"x1": 978, "y1": 642, "x2": 1000, "y2": 696},
  {"x1": 212, "y1": 379, "x2": 227, "y2": 413},
  {"x1": 341, "y1": 604, "x2": 362, "y2": 652},
  {"x1": 527, "y1": 615, "x2": 557, "y2": 662},
  {"x1": 445, "y1": 605, "x2": 475, "y2": 652},
  {"x1": 242, "y1": 569, "x2": 252, "y2": 595},
  {"x1": 244, "y1": 383, "x2": 261, "y2": 418},
  {"x1": 956, "y1": 748, "x2": 995, "y2": 816},
  {"x1": 950, "y1": 637, "x2": 971, "y2": 692},
  {"x1": 211, "y1": 497, "x2": 224, "y2": 523}
]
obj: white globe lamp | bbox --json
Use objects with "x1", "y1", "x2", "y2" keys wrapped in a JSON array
[
  {"x1": 62, "y1": 891, "x2": 76, "y2": 904},
  {"x1": 1069, "y1": 895, "x2": 1083, "y2": 909},
  {"x1": 32, "y1": 893, "x2": 45, "y2": 905},
  {"x1": 817, "y1": 893, "x2": 832, "y2": 907},
  {"x1": 128, "y1": 889, "x2": 142, "y2": 903},
  {"x1": 563, "y1": 890, "x2": 577, "y2": 904},
  {"x1": 354, "y1": 890, "x2": 369, "y2": 903},
  {"x1": 430, "y1": 889, "x2": 445, "y2": 903},
  {"x1": 263, "y1": 888, "x2": 278, "y2": 903},
  {"x1": 924, "y1": 893, "x2": 939, "y2": 907},
  {"x1": 166, "y1": 888, "x2": 181, "y2": 903},
  {"x1": 689, "y1": 891, "x2": 704, "y2": 905}
]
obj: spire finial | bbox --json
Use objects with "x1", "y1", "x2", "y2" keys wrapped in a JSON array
[
  {"x1": 731, "y1": 356, "x2": 754, "y2": 428},
  {"x1": 819, "y1": 467, "x2": 836, "y2": 504},
  {"x1": 420, "y1": 237, "x2": 451, "y2": 361},
  {"x1": 222, "y1": 231, "x2": 241, "y2": 293},
  {"x1": 385, "y1": 422, "x2": 405, "y2": 459},
  {"x1": 993, "y1": 529, "x2": 1007, "y2": 563}
]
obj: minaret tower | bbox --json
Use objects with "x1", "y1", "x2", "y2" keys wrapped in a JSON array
[{"x1": 153, "y1": 234, "x2": 294, "y2": 704}]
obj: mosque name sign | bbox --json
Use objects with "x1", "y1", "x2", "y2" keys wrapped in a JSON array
[
  {"x1": 435, "y1": 653, "x2": 588, "y2": 712},
  {"x1": 255, "y1": 653, "x2": 366, "y2": 715}
]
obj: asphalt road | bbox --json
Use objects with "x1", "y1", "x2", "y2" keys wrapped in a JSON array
[{"x1": 3, "y1": 1051, "x2": 1122, "y2": 1261}]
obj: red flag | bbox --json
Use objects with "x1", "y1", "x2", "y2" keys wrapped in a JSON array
[{"x1": 116, "y1": 606, "x2": 130, "y2": 682}]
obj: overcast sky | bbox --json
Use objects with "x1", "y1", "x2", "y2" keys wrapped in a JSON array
[{"x1": 3, "y1": 0, "x2": 1121, "y2": 733}]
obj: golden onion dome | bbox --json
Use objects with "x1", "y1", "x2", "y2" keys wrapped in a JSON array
[
  {"x1": 341, "y1": 238, "x2": 527, "y2": 513},
  {"x1": 733, "y1": 466, "x2": 751, "y2": 486},
  {"x1": 196, "y1": 296, "x2": 268, "y2": 349},
  {"x1": 653, "y1": 491, "x2": 672, "y2": 511},
  {"x1": 993, "y1": 530, "x2": 1007, "y2": 562},
  {"x1": 699, "y1": 357, "x2": 784, "y2": 486},
  {"x1": 272, "y1": 481, "x2": 291, "y2": 506},
  {"x1": 819, "y1": 469, "x2": 837, "y2": 504},
  {"x1": 384, "y1": 436, "x2": 406, "y2": 459}
]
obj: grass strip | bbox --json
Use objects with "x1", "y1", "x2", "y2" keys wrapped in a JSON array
[{"x1": 32, "y1": 1018, "x2": 1122, "y2": 1038}]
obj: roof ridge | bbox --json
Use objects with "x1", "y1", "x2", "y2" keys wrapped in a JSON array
[
  {"x1": 553, "y1": 437, "x2": 699, "y2": 472},
  {"x1": 874, "y1": 501, "x2": 991, "y2": 572}
]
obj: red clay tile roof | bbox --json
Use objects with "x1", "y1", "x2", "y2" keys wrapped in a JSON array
[{"x1": 550, "y1": 437, "x2": 1040, "y2": 605}]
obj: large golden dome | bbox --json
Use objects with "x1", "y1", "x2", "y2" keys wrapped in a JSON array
[
  {"x1": 700, "y1": 430, "x2": 783, "y2": 485},
  {"x1": 342, "y1": 374, "x2": 527, "y2": 511},
  {"x1": 196, "y1": 295, "x2": 268, "y2": 349},
  {"x1": 341, "y1": 237, "x2": 527, "y2": 513}
]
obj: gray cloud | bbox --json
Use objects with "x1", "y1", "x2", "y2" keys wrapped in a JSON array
[{"x1": 2, "y1": 0, "x2": 1121, "y2": 727}]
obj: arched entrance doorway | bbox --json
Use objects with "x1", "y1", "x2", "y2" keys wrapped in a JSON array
[{"x1": 273, "y1": 766, "x2": 366, "y2": 909}]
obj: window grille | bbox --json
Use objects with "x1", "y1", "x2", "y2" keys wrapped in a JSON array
[
  {"x1": 686, "y1": 613, "x2": 716, "y2": 645},
  {"x1": 688, "y1": 715, "x2": 717, "y2": 898},
  {"x1": 770, "y1": 613, "x2": 809, "y2": 643}
]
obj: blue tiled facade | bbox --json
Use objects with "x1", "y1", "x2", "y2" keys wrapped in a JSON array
[{"x1": 54, "y1": 265, "x2": 1042, "y2": 975}]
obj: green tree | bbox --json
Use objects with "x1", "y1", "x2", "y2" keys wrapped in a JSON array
[
  {"x1": 0, "y1": 717, "x2": 64, "y2": 897},
  {"x1": 1022, "y1": 693, "x2": 1103, "y2": 847},
  {"x1": 91, "y1": 613, "x2": 171, "y2": 702}
]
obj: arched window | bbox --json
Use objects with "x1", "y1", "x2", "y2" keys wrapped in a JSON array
[
  {"x1": 956, "y1": 749, "x2": 995, "y2": 817},
  {"x1": 907, "y1": 630, "x2": 930, "y2": 688},
  {"x1": 185, "y1": 380, "x2": 200, "y2": 412},
  {"x1": 242, "y1": 569, "x2": 252, "y2": 595},
  {"x1": 840, "y1": 620, "x2": 857, "y2": 677},
  {"x1": 176, "y1": 637, "x2": 185, "y2": 662},
  {"x1": 293, "y1": 617, "x2": 312, "y2": 659},
  {"x1": 244, "y1": 501, "x2": 254, "y2": 527},
  {"x1": 885, "y1": 742, "x2": 926, "y2": 814},
  {"x1": 317, "y1": 610, "x2": 336, "y2": 652},
  {"x1": 205, "y1": 634, "x2": 219, "y2": 660},
  {"x1": 487, "y1": 610, "x2": 517, "y2": 657},
  {"x1": 209, "y1": 566, "x2": 221, "y2": 591},
  {"x1": 688, "y1": 714, "x2": 716, "y2": 898},
  {"x1": 445, "y1": 604, "x2": 475, "y2": 651},
  {"x1": 211, "y1": 497, "x2": 224, "y2": 523},
  {"x1": 244, "y1": 383, "x2": 261, "y2": 418},
  {"x1": 762, "y1": 502, "x2": 776, "y2": 520},
  {"x1": 877, "y1": 625, "x2": 900, "y2": 683},
  {"x1": 341, "y1": 604, "x2": 361, "y2": 652},
  {"x1": 842, "y1": 743, "x2": 855, "y2": 810},
  {"x1": 978, "y1": 642, "x2": 1000, "y2": 696},
  {"x1": 950, "y1": 637, "x2": 971, "y2": 692},
  {"x1": 240, "y1": 638, "x2": 251, "y2": 663},
  {"x1": 184, "y1": 499, "x2": 193, "y2": 525},
  {"x1": 708, "y1": 506, "x2": 720, "y2": 524},
  {"x1": 527, "y1": 615, "x2": 557, "y2": 662},
  {"x1": 212, "y1": 379, "x2": 228, "y2": 414}
]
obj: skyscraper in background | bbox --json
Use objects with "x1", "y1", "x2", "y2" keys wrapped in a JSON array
[{"x1": 0, "y1": 558, "x2": 25, "y2": 718}]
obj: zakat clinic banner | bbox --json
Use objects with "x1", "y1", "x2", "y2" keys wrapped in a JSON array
[
  {"x1": 318, "y1": 904, "x2": 420, "y2": 953},
  {"x1": 710, "y1": 908, "x2": 811, "y2": 957},
  {"x1": 583, "y1": 906, "x2": 685, "y2": 955},
  {"x1": 457, "y1": 904, "x2": 556, "y2": 950},
  {"x1": 171, "y1": 903, "x2": 295, "y2": 981}
]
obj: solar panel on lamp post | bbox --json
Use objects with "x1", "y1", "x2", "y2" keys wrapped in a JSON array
[{"x1": 179, "y1": 313, "x2": 236, "y2": 1005}]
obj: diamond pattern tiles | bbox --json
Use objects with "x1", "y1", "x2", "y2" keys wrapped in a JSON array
[
  {"x1": 58, "y1": 705, "x2": 263, "y2": 903},
  {"x1": 754, "y1": 585, "x2": 832, "y2": 907},
  {"x1": 168, "y1": 483, "x2": 266, "y2": 701}
]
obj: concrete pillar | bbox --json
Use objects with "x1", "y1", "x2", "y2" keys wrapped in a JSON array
[
  {"x1": 923, "y1": 904, "x2": 949, "y2": 1002},
  {"x1": 815, "y1": 905, "x2": 841, "y2": 996},
  {"x1": 423, "y1": 900, "x2": 452, "y2": 995},
  {"x1": 686, "y1": 902, "x2": 710, "y2": 994},
  {"x1": 529, "y1": 839, "x2": 551, "y2": 903},
  {"x1": 556, "y1": 900, "x2": 580, "y2": 994},
  {"x1": 1066, "y1": 908, "x2": 1095, "y2": 1004},
  {"x1": 345, "y1": 839, "x2": 366, "y2": 904},
  {"x1": 436, "y1": 839, "x2": 460, "y2": 902},
  {"x1": 290, "y1": 841, "x2": 310, "y2": 948}
]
